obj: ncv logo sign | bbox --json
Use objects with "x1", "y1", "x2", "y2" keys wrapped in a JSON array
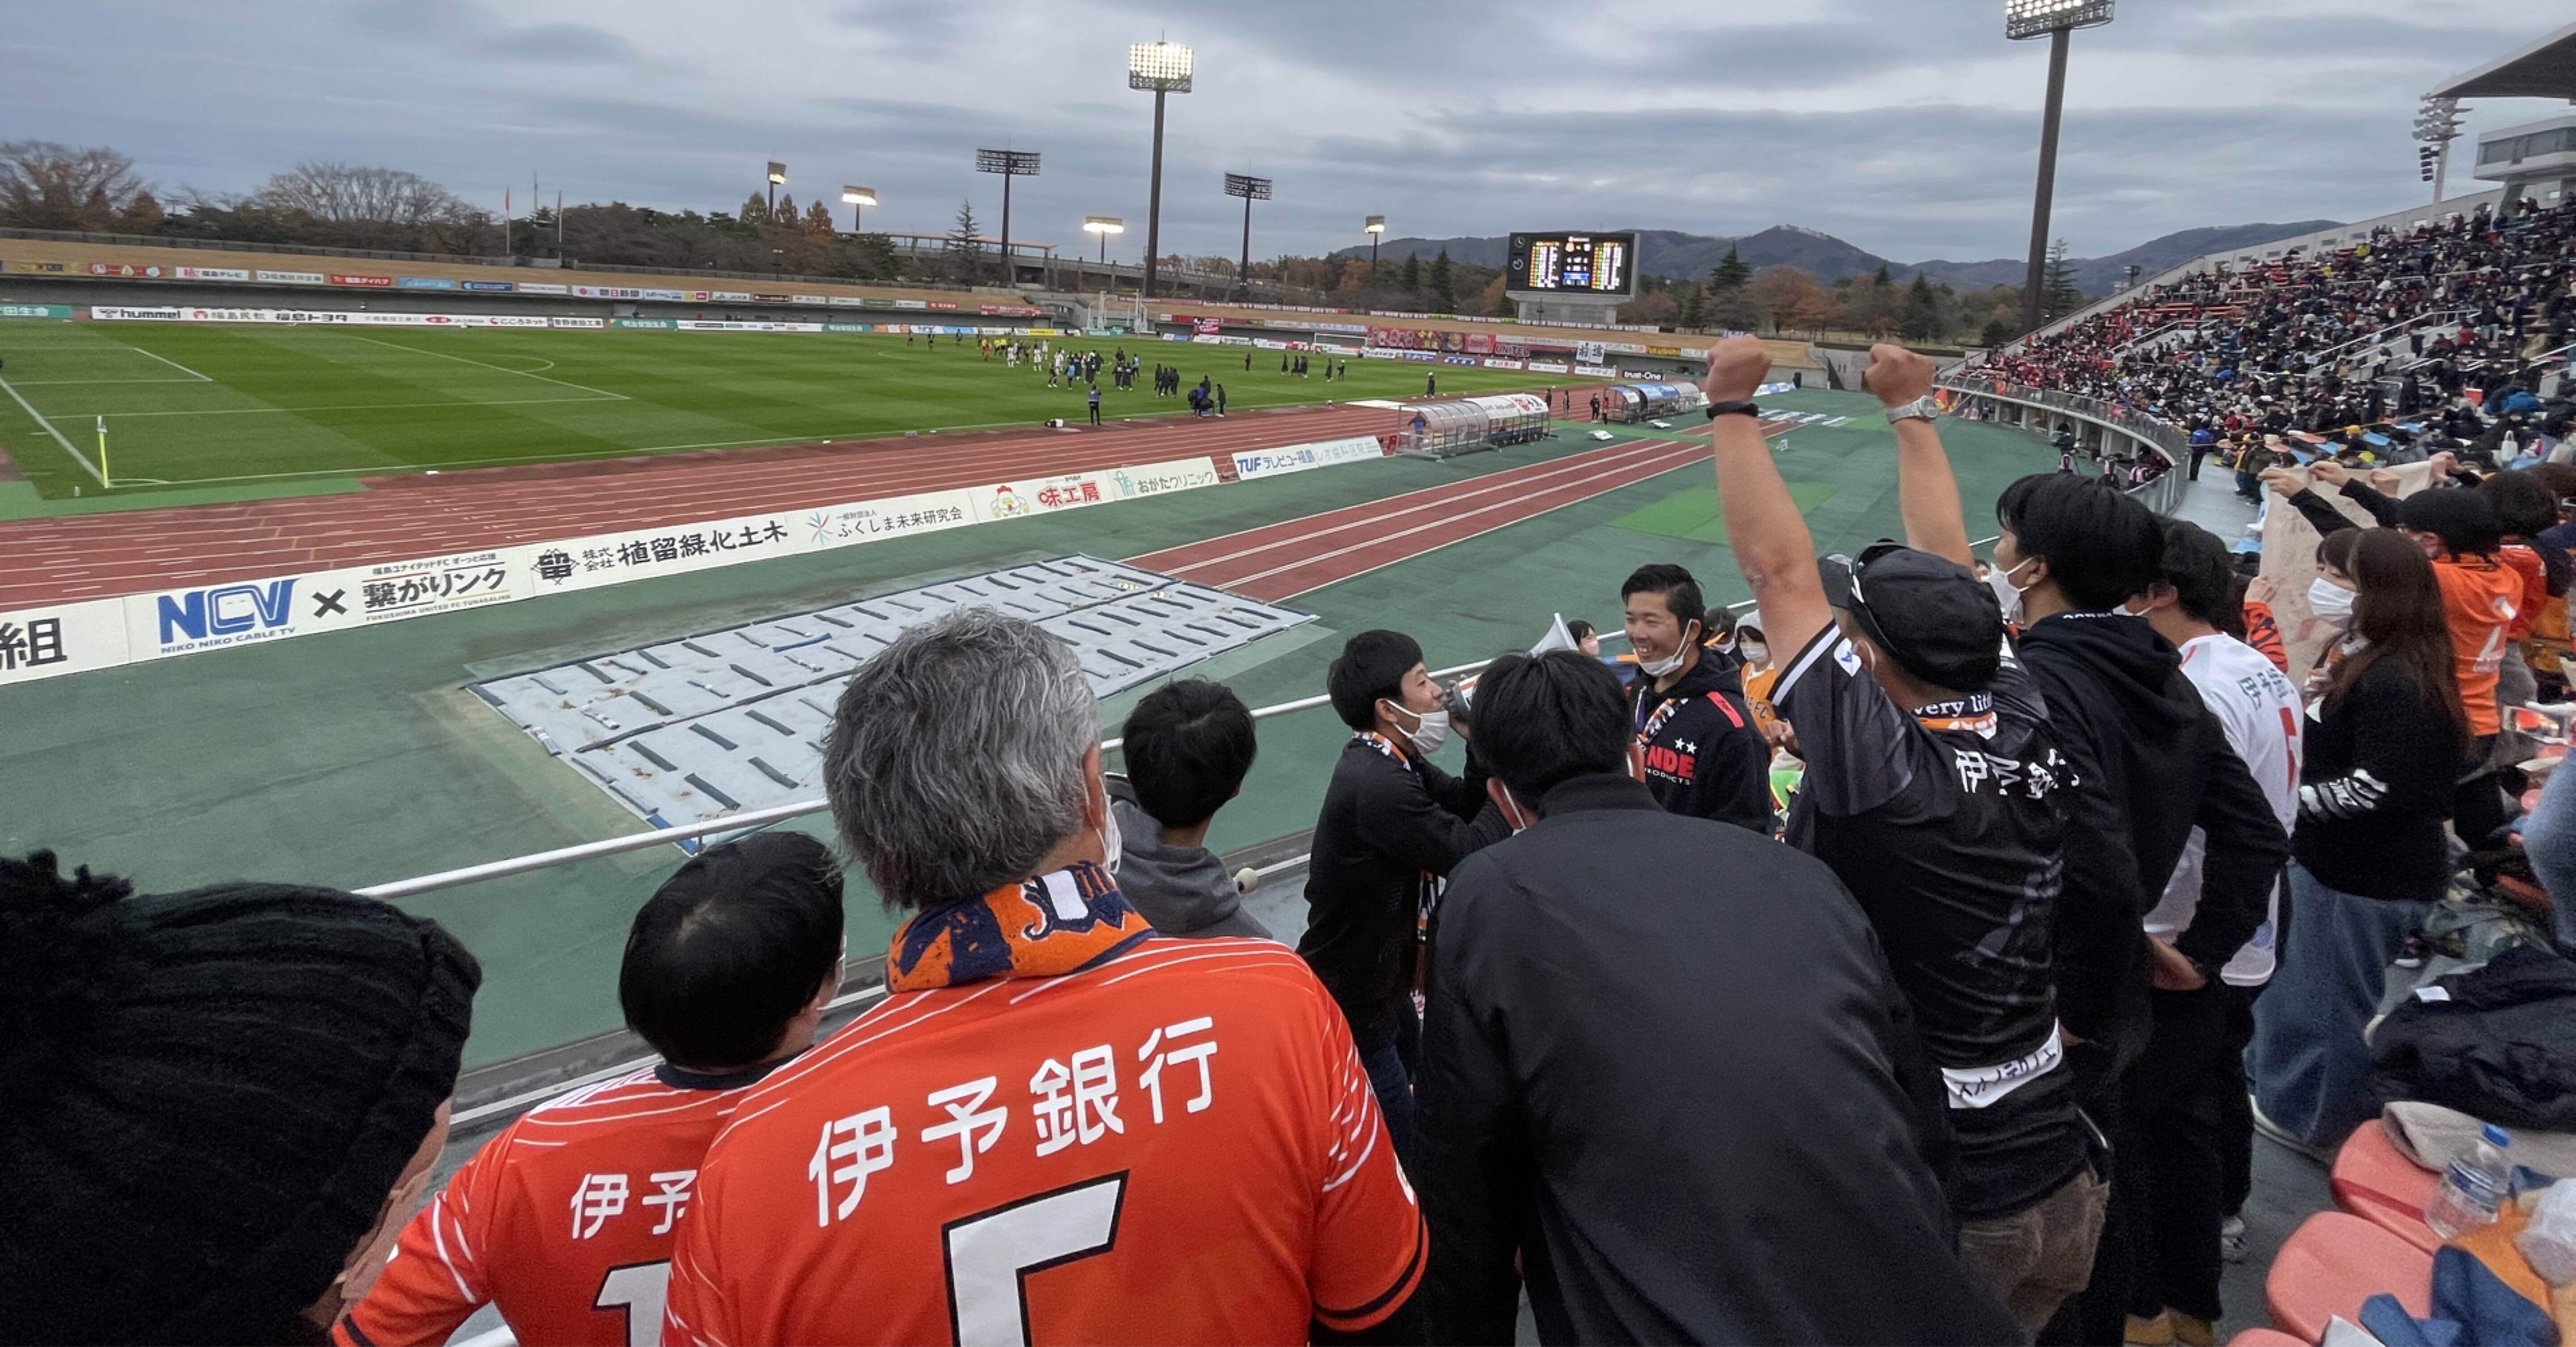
[{"x1": 157, "y1": 580, "x2": 297, "y2": 644}]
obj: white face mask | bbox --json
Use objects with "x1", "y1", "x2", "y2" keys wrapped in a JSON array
[
  {"x1": 1990, "y1": 557, "x2": 2039, "y2": 625},
  {"x1": 2308, "y1": 577, "x2": 2356, "y2": 628},
  {"x1": 1740, "y1": 640, "x2": 1770, "y2": 665},
  {"x1": 1096, "y1": 779, "x2": 1123, "y2": 876},
  {"x1": 1383, "y1": 697, "x2": 1450, "y2": 756},
  {"x1": 1636, "y1": 621, "x2": 1701, "y2": 678}
]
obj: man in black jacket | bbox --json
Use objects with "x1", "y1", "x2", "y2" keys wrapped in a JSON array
[
  {"x1": 1417, "y1": 649, "x2": 2021, "y2": 1347},
  {"x1": 1299, "y1": 629, "x2": 1507, "y2": 1164},
  {"x1": 1991, "y1": 472, "x2": 2290, "y2": 1345},
  {"x1": 1711, "y1": 338, "x2": 2102, "y2": 1332},
  {"x1": 1621, "y1": 563, "x2": 1774, "y2": 833}
]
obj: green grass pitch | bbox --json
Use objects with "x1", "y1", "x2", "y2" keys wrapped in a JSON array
[{"x1": 0, "y1": 322, "x2": 1547, "y2": 500}]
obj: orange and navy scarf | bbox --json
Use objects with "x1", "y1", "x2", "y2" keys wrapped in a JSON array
[{"x1": 886, "y1": 860, "x2": 1153, "y2": 993}]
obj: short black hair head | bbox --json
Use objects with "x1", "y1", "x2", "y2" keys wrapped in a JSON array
[
  {"x1": 2399, "y1": 487, "x2": 2503, "y2": 557},
  {"x1": 621, "y1": 832, "x2": 844, "y2": 1071},
  {"x1": 2157, "y1": 521, "x2": 2235, "y2": 627},
  {"x1": 1470, "y1": 652, "x2": 1632, "y2": 805},
  {"x1": 1120, "y1": 679, "x2": 1257, "y2": 829},
  {"x1": 1620, "y1": 563, "x2": 1705, "y2": 633},
  {"x1": 1564, "y1": 618, "x2": 1595, "y2": 643},
  {"x1": 1996, "y1": 473, "x2": 2165, "y2": 610},
  {"x1": 2479, "y1": 470, "x2": 2557, "y2": 539},
  {"x1": 1328, "y1": 629, "x2": 1424, "y2": 731}
]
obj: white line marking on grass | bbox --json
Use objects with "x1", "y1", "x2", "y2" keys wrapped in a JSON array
[
  {"x1": 12, "y1": 377, "x2": 208, "y2": 385},
  {"x1": 0, "y1": 372, "x2": 108, "y2": 486},
  {"x1": 119, "y1": 344, "x2": 214, "y2": 381},
  {"x1": 346, "y1": 335, "x2": 630, "y2": 400},
  {"x1": 80, "y1": 395, "x2": 620, "y2": 418}
]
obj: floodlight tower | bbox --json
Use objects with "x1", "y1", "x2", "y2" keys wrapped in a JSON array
[
  {"x1": 1225, "y1": 174, "x2": 1272, "y2": 302},
  {"x1": 975, "y1": 149, "x2": 1041, "y2": 286},
  {"x1": 2416, "y1": 95, "x2": 2467, "y2": 205},
  {"x1": 841, "y1": 184, "x2": 877, "y2": 232},
  {"x1": 766, "y1": 161, "x2": 787, "y2": 217},
  {"x1": 2007, "y1": 0, "x2": 2114, "y2": 335},
  {"x1": 1084, "y1": 215, "x2": 1125, "y2": 264},
  {"x1": 1365, "y1": 215, "x2": 1386, "y2": 273},
  {"x1": 1128, "y1": 40, "x2": 1194, "y2": 299}
]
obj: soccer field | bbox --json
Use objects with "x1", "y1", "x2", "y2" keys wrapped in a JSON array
[{"x1": 0, "y1": 322, "x2": 1544, "y2": 500}]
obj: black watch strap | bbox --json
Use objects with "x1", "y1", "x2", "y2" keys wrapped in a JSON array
[{"x1": 1705, "y1": 400, "x2": 1761, "y2": 421}]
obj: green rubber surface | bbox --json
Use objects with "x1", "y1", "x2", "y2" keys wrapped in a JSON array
[{"x1": 0, "y1": 387, "x2": 2054, "y2": 1065}]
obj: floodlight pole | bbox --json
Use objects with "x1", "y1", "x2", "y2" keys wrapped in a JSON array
[
  {"x1": 1146, "y1": 89, "x2": 1168, "y2": 298},
  {"x1": 1237, "y1": 193, "x2": 1254, "y2": 300},
  {"x1": 2019, "y1": 25, "x2": 2071, "y2": 335}
]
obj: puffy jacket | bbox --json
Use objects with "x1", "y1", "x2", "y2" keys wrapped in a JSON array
[{"x1": 2373, "y1": 944, "x2": 2576, "y2": 1131}]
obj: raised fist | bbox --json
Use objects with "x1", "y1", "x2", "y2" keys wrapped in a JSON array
[
  {"x1": 1863, "y1": 343, "x2": 1935, "y2": 408},
  {"x1": 1702, "y1": 336, "x2": 1770, "y2": 404}
]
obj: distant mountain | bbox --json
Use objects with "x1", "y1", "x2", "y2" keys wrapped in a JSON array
[
  {"x1": 1914, "y1": 221, "x2": 2342, "y2": 295},
  {"x1": 1332, "y1": 220, "x2": 2345, "y2": 297}
]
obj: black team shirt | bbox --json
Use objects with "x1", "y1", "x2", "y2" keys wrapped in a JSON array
[{"x1": 1773, "y1": 626, "x2": 2090, "y2": 1221}]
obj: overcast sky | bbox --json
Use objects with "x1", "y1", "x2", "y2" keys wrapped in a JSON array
[{"x1": 2, "y1": 0, "x2": 2561, "y2": 267}]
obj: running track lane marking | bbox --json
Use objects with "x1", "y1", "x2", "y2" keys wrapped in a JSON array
[
  {"x1": 1130, "y1": 419, "x2": 1794, "y2": 603},
  {"x1": 1226, "y1": 441, "x2": 1709, "y2": 601}
]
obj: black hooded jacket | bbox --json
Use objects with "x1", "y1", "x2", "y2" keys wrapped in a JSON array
[
  {"x1": 1627, "y1": 650, "x2": 1774, "y2": 834},
  {"x1": 2016, "y1": 611, "x2": 2291, "y2": 1081}
]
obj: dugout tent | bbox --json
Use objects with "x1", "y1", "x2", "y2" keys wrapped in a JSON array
[
  {"x1": 1461, "y1": 392, "x2": 1553, "y2": 445},
  {"x1": 1392, "y1": 400, "x2": 1492, "y2": 457}
]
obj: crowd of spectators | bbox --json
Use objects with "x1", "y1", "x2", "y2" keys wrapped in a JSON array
[
  {"x1": 13, "y1": 335, "x2": 2576, "y2": 1345},
  {"x1": 1964, "y1": 197, "x2": 2576, "y2": 478}
]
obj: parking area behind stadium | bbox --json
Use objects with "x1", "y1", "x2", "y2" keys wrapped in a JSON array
[{"x1": 0, "y1": 388, "x2": 2052, "y2": 1065}]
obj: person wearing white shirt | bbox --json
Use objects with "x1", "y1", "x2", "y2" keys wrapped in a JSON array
[{"x1": 2127, "y1": 521, "x2": 2303, "y2": 1345}]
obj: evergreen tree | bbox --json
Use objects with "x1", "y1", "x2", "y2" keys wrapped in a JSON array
[
  {"x1": 1428, "y1": 248, "x2": 1455, "y2": 312},
  {"x1": 775, "y1": 193, "x2": 797, "y2": 226},
  {"x1": 803, "y1": 199, "x2": 836, "y2": 241},
  {"x1": 1873, "y1": 262, "x2": 1892, "y2": 286},
  {"x1": 1979, "y1": 317, "x2": 2015, "y2": 349},
  {"x1": 944, "y1": 199, "x2": 983, "y2": 284},
  {"x1": 1709, "y1": 245, "x2": 1750, "y2": 293},
  {"x1": 2041, "y1": 238, "x2": 2084, "y2": 322},
  {"x1": 1679, "y1": 283, "x2": 1705, "y2": 330},
  {"x1": 739, "y1": 191, "x2": 771, "y2": 226},
  {"x1": 1399, "y1": 252, "x2": 1422, "y2": 299},
  {"x1": 1899, "y1": 273, "x2": 1942, "y2": 341}
]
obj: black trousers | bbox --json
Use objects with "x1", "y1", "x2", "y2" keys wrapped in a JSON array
[{"x1": 2124, "y1": 982, "x2": 2242, "y2": 1325}]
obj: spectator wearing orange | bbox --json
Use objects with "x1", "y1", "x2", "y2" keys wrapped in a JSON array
[
  {"x1": 338, "y1": 834, "x2": 843, "y2": 1347},
  {"x1": 666, "y1": 612, "x2": 1427, "y2": 1345}
]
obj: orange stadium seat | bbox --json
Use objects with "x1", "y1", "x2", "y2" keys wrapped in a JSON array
[
  {"x1": 2330, "y1": 1121, "x2": 2442, "y2": 1253},
  {"x1": 2225, "y1": 1328, "x2": 2315, "y2": 1347},
  {"x1": 2264, "y1": 1211, "x2": 2435, "y2": 1343}
]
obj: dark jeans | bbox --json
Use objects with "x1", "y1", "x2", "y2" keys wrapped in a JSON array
[
  {"x1": 1360, "y1": 1004, "x2": 1423, "y2": 1169},
  {"x1": 2125, "y1": 982, "x2": 2241, "y2": 1325}
]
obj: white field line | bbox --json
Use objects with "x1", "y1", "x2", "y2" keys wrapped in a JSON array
[
  {"x1": 121, "y1": 344, "x2": 214, "y2": 381},
  {"x1": 0, "y1": 371, "x2": 108, "y2": 486},
  {"x1": 347, "y1": 335, "x2": 630, "y2": 400},
  {"x1": 81, "y1": 396, "x2": 615, "y2": 418}
]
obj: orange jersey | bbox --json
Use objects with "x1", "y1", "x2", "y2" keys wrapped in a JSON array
[
  {"x1": 1741, "y1": 663, "x2": 1782, "y2": 737},
  {"x1": 2500, "y1": 545, "x2": 2546, "y2": 642},
  {"x1": 665, "y1": 937, "x2": 1424, "y2": 1346},
  {"x1": 2436, "y1": 556, "x2": 2525, "y2": 737},
  {"x1": 339, "y1": 1064, "x2": 774, "y2": 1347}
]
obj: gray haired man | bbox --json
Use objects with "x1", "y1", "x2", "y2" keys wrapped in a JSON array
[{"x1": 663, "y1": 610, "x2": 1430, "y2": 1344}]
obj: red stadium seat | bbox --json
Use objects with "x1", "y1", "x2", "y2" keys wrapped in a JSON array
[
  {"x1": 2265, "y1": 1211, "x2": 2435, "y2": 1342},
  {"x1": 2225, "y1": 1328, "x2": 2315, "y2": 1347},
  {"x1": 2330, "y1": 1122, "x2": 2442, "y2": 1253}
]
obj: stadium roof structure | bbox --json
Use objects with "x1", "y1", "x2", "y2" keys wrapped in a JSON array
[{"x1": 2428, "y1": 21, "x2": 2576, "y2": 101}]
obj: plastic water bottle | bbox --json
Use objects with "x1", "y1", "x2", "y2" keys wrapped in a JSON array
[{"x1": 2424, "y1": 1123, "x2": 2513, "y2": 1240}]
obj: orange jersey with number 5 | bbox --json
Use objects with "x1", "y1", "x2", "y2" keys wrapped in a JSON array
[{"x1": 663, "y1": 937, "x2": 1423, "y2": 1346}]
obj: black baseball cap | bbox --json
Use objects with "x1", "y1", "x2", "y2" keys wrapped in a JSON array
[{"x1": 1816, "y1": 542, "x2": 2005, "y2": 692}]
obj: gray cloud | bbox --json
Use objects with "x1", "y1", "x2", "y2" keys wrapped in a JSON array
[{"x1": 0, "y1": 0, "x2": 2558, "y2": 269}]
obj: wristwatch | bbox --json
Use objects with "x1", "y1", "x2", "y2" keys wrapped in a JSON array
[
  {"x1": 1887, "y1": 395, "x2": 1940, "y2": 423},
  {"x1": 1704, "y1": 400, "x2": 1761, "y2": 421}
]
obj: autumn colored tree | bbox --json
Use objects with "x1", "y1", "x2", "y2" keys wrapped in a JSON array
[
  {"x1": 1618, "y1": 291, "x2": 1678, "y2": 325},
  {"x1": 1337, "y1": 258, "x2": 1372, "y2": 293},
  {"x1": 0, "y1": 141, "x2": 150, "y2": 230},
  {"x1": 1744, "y1": 265, "x2": 1824, "y2": 335},
  {"x1": 802, "y1": 199, "x2": 836, "y2": 242},
  {"x1": 739, "y1": 191, "x2": 772, "y2": 226}
]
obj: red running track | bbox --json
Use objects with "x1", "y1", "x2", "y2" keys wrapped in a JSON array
[
  {"x1": 1128, "y1": 418, "x2": 1792, "y2": 601},
  {"x1": 0, "y1": 402, "x2": 1399, "y2": 610}
]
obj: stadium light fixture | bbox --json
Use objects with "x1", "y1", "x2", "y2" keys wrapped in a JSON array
[
  {"x1": 1084, "y1": 215, "x2": 1126, "y2": 265},
  {"x1": 765, "y1": 160, "x2": 788, "y2": 217},
  {"x1": 841, "y1": 184, "x2": 877, "y2": 232},
  {"x1": 2415, "y1": 95, "x2": 2466, "y2": 203},
  {"x1": 1128, "y1": 40, "x2": 1195, "y2": 300},
  {"x1": 1365, "y1": 214, "x2": 1386, "y2": 271},
  {"x1": 2006, "y1": 0, "x2": 2113, "y2": 335},
  {"x1": 1225, "y1": 174, "x2": 1272, "y2": 302},
  {"x1": 975, "y1": 149, "x2": 1042, "y2": 288}
]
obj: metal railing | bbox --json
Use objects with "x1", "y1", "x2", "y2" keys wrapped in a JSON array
[{"x1": 1936, "y1": 379, "x2": 2186, "y2": 517}]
